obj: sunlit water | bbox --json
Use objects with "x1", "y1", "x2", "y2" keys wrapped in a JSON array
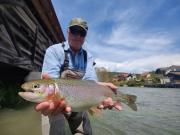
[{"x1": 0, "y1": 87, "x2": 180, "y2": 135}]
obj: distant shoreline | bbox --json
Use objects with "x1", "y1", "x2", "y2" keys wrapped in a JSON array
[{"x1": 144, "y1": 84, "x2": 180, "y2": 88}]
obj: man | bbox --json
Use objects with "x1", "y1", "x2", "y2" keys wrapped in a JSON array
[{"x1": 35, "y1": 17, "x2": 122, "y2": 135}]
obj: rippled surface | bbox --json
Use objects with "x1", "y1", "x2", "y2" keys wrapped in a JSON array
[
  {"x1": 0, "y1": 87, "x2": 180, "y2": 135},
  {"x1": 90, "y1": 87, "x2": 180, "y2": 135}
]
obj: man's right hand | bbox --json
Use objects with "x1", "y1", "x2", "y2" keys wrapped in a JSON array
[
  {"x1": 35, "y1": 100, "x2": 71, "y2": 116},
  {"x1": 34, "y1": 73, "x2": 71, "y2": 116}
]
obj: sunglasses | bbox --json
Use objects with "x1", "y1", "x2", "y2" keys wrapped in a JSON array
[{"x1": 69, "y1": 26, "x2": 87, "y2": 37}]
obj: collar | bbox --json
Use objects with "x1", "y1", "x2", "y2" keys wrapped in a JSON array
[{"x1": 68, "y1": 47, "x2": 83, "y2": 55}]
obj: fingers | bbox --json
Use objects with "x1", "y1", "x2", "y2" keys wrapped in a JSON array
[
  {"x1": 35, "y1": 101, "x2": 52, "y2": 116},
  {"x1": 35, "y1": 101, "x2": 49, "y2": 111},
  {"x1": 52, "y1": 100, "x2": 66, "y2": 115},
  {"x1": 106, "y1": 83, "x2": 118, "y2": 94},
  {"x1": 97, "y1": 82, "x2": 118, "y2": 94},
  {"x1": 103, "y1": 97, "x2": 114, "y2": 107},
  {"x1": 41, "y1": 73, "x2": 49, "y2": 79},
  {"x1": 35, "y1": 101, "x2": 57, "y2": 116},
  {"x1": 108, "y1": 83, "x2": 118, "y2": 89},
  {"x1": 97, "y1": 82, "x2": 118, "y2": 89},
  {"x1": 98, "y1": 97, "x2": 113, "y2": 110},
  {"x1": 35, "y1": 100, "x2": 72, "y2": 116},
  {"x1": 98, "y1": 97, "x2": 123, "y2": 111},
  {"x1": 114, "y1": 102, "x2": 123, "y2": 111}
]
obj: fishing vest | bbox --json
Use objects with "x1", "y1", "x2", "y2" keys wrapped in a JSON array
[{"x1": 60, "y1": 47, "x2": 87, "y2": 79}]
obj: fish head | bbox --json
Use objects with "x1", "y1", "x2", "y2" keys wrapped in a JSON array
[{"x1": 19, "y1": 79, "x2": 57, "y2": 103}]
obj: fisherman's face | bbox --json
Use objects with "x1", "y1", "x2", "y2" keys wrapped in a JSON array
[{"x1": 68, "y1": 26, "x2": 86, "y2": 52}]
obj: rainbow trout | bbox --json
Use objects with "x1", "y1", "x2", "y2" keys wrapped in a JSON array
[{"x1": 19, "y1": 79, "x2": 137, "y2": 112}]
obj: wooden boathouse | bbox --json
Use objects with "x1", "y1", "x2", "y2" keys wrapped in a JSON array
[
  {"x1": 0, "y1": 0, "x2": 65, "y2": 107},
  {"x1": 0, "y1": 0, "x2": 65, "y2": 80}
]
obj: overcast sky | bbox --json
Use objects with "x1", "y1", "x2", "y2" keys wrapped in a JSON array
[{"x1": 52, "y1": 0, "x2": 180, "y2": 73}]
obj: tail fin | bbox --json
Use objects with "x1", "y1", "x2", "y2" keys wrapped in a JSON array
[{"x1": 114, "y1": 92, "x2": 137, "y2": 111}]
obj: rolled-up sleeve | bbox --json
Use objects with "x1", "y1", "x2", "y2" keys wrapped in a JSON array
[{"x1": 42, "y1": 45, "x2": 64, "y2": 78}]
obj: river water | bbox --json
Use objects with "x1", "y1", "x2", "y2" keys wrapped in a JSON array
[{"x1": 0, "y1": 87, "x2": 180, "y2": 135}]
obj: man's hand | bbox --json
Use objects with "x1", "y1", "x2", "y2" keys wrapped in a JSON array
[
  {"x1": 35, "y1": 100, "x2": 71, "y2": 116},
  {"x1": 97, "y1": 82, "x2": 123, "y2": 111},
  {"x1": 34, "y1": 73, "x2": 71, "y2": 116}
]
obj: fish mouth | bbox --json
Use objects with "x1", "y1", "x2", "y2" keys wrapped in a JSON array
[
  {"x1": 25, "y1": 89, "x2": 34, "y2": 93},
  {"x1": 18, "y1": 91, "x2": 44, "y2": 103},
  {"x1": 21, "y1": 84, "x2": 34, "y2": 93},
  {"x1": 21, "y1": 87, "x2": 35, "y2": 93}
]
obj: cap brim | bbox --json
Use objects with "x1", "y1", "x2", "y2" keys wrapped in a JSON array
[{"x1": 69, "y1": 24, "x2": 87, "y2": 31}]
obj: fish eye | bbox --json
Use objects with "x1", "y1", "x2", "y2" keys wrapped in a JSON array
[{"x1": 33, "y1": 84, "x2": 40, "y2": 88}]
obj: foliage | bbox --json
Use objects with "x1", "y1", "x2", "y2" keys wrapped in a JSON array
[
  {"x1": 149, "y1": 72, "x2": 160, "y2": 83},
  {"x1": 0, "y1": 80, "x2": 28, "y2": 108}
]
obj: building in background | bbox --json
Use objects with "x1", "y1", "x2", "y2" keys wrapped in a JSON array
[
  {"x1": 0, "y1": 0, "x2": 65, "y2": 81},
  {"x1": 0, "y1": 0, "x2": 66, "y2": 107},
  {"x1": 156, "y1": 65, "x2": 180, "y2": 84}
]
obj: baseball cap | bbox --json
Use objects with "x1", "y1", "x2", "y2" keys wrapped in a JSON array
[{"x1": 68, "y1": 17, "x2": 88, "y2": 31}]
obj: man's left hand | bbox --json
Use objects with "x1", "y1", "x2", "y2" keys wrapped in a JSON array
[{"x1": 97, "y1": 82, "x2": 122, "y2": 111}]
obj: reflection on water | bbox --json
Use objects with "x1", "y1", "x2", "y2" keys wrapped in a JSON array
[{"x1": 0, "y1": 87, "x2": 180, "y2": 135}]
